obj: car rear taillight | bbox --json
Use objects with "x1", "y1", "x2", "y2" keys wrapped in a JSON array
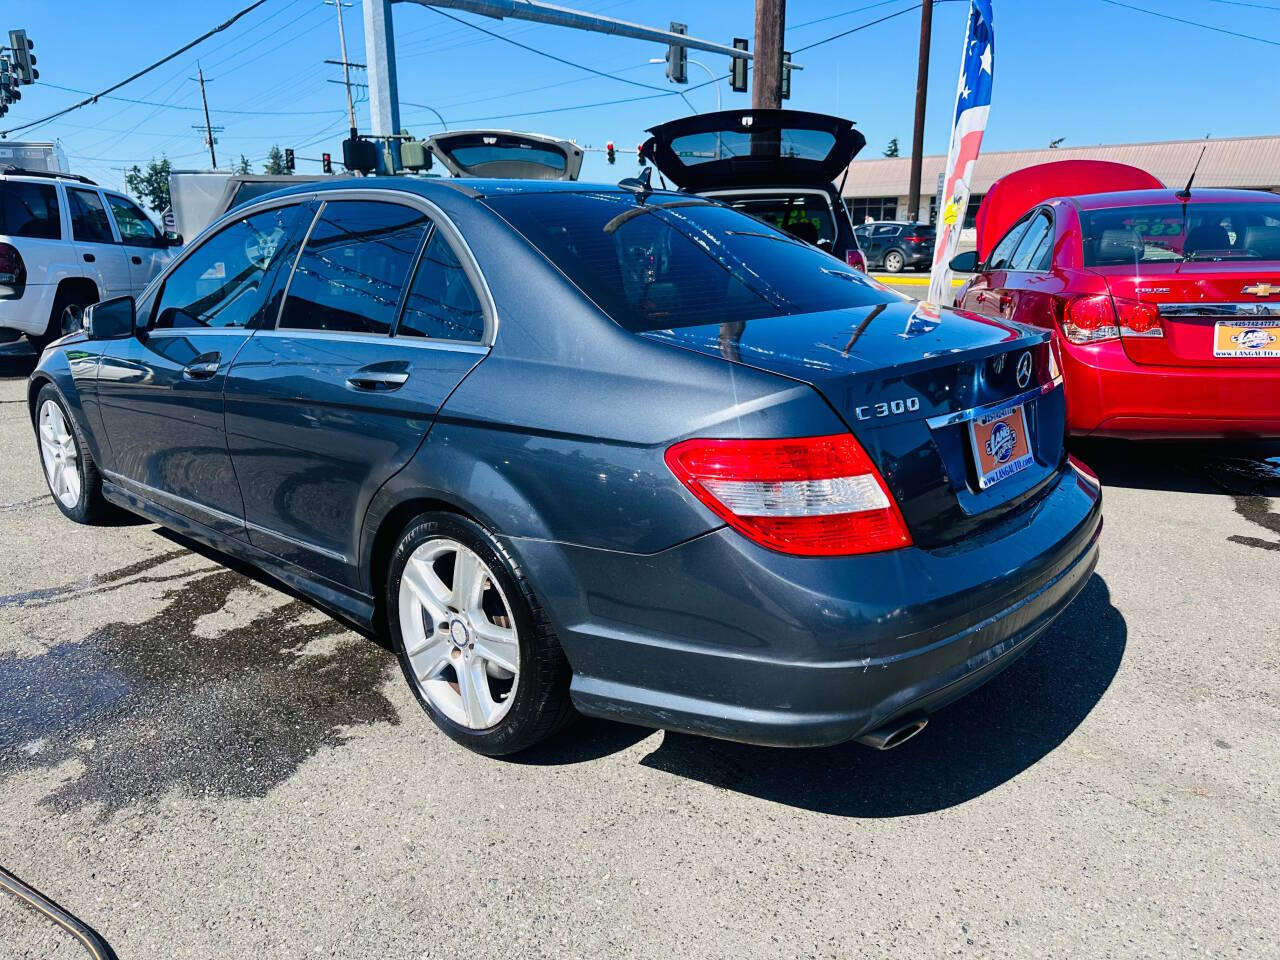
[
  {"x1": 665, "y1": 433, "x2": 912, "y2": 556},
  {"x1": 1061, "y1": 294, "x2": 1162, "y2": 344},
  {"x1": 0, "y1": 242, "x2": 24, "y2": 287},
  {"x1": 845, "y1": 249, "x2": 866, "y2": 272},
  {"x1": 905, "y1": 234, "x2": 927, "y2": 244}
]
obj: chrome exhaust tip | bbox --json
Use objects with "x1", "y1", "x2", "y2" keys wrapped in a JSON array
[{"x1": 855, "y1": 714, "x2": 928, "y2": 750}]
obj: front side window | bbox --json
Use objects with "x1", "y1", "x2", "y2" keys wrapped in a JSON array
[
  {"x1": 0, "y1": 181, "x2": 61, "y2": 240},
  {"x1": 723, "y1": 193, "x2": 836, "y2": 245},
  {"x1": 67, "y1": 188, "x2": 115, "y2": 244},
  {"x1": 106, "y1": 195, "x2": 161, "y2": 244},
  {"x1": 985, "y1": 215, "x2": 1031, "y2": 270},
  {"x1": 153, "y1": 204, "x2": 304, "y2": 330},
  {"x1": 1009, "y1": 211, "x2": 1053, "y2": 270},
  {"x1": 397, "y1": 230, "x2": 485, "y2": 342},
  {"x1": 279, "y1": 200, "x2": 428, "y2": 335},
  {"x1": 486, "y1": 192, "x2": 897, "y2": 334}
]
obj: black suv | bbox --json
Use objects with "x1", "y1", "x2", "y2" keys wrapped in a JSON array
[{"x1": 853, "y1": 221, "x2": 935, "y2": 273}]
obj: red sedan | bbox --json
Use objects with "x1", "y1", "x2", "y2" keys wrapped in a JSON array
[{"x1": 951, "y1": 164, "x2": 1280, "y2": 438}]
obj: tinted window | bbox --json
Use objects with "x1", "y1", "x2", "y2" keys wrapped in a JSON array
[
  {"x1": 1081, "y1": 202, "x2": 1280, "y2": 265},
  {"x1": 985, "y1": 216, "x2": 1030, "y2": 270},
  {"x1": 0, "y1": 181, "x2": 61, "y2": 240},
  {"x1": 724, "y1": 193, "x2": 836, "y2": 245},
  {"x1": 67, "y1": 188, "x2": 115, "y2": 243},
  {"x1": 398, "y1": 230, "x2": 485, "y2": 342},
  {"x1": 873, "y1": 224, "x2": 900, "y2": 237},
  {"x1": 106, "y1": 195, "x2": 160, "y2": 244},
  {"x1": 449, "y1": 144, "x2": 566, "y2": 178},
  {"x1": 669, "y1": 128, "x2": 835, "y2": 166},
  {"x1": 154, "y1": 204, "x2": 304, "y2": 330},
  {"x1": 486, "y1": 192, "x2": 896, "y2": 334},
  {"x1": 280, "y1": 200, "x2": 427, "y2": 335},
  {"x1": 1009, "y1": 211, "x2": 1052, "y2": 270}
]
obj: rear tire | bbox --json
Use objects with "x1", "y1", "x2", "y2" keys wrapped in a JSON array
[
  {"x1": 387, "y1": 511, "x2": 575, "y2": 756},
  {"x1": 883, "y1": 249, "x2": 905, "y2": 274},
  {"x1": 33, "y1": 384, "x2": 110, "y2": 524},
  {"x1": 28, "y1": 286, "x2": 94, "y2": 353}
]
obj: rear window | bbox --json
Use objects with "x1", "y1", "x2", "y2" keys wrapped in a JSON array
[
  {"x1": 486, "y1": 192, "x2": 895, "y2": 333},
  {"x1": 721, "y1": 193, "x2": 837, "y2": 245},
  {"x1": 0, "y1": 180, "x2": 61, "y2": 240},
  {"x1": 669, "y1": 128, "x2": 836, "y2": 167},
  {"x1": 1082, "y1": 202, "x2": 1280, "y2": 265},
  {"x1": 447, "y1": 144, "x2": 566, "y2": 179}
]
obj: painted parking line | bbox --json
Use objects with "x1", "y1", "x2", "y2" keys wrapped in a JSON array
[{"x1": 870, "y1": 274, "x2": 966, "y2": 286}]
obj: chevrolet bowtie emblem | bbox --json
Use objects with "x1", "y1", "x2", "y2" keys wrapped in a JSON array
[{"x1": 1243, "y1": 283, "x2": 1277, "y2": 296}]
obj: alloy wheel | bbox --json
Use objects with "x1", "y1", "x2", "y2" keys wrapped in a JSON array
[
  {"x1": 38, "y1": 400, "x2": 81, "y2": 509},
  {"x1": 885, "y1": 251, "x2": 904, "y2": 273},
  {"x1": 398, "y1": 538, "x2": 521, "y2": 730}
]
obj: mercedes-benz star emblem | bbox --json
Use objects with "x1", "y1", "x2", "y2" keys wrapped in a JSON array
[{"x1": 1015, "y1": 351, "x2": 1033, "y2": 389}]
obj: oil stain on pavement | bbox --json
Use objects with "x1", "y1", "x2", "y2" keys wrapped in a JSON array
[
  {"x1": 0, "y1": 554, "x2": 400, "y2": 819},
  {"x1": 1203, "y1": 453, "x2": 1280, "y2": 552}
]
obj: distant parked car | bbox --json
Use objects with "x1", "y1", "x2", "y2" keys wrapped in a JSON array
[
  {"x1": 29, "y1": 175, "x2": 1100, "y2": 757},
  {"x1": 641, "y1": 109, "x2": 867, "y2": 271},
  {"x1": 1, "y1": 167, "x2": 179, "y2": 350},
  {"x1": 951, "y1": 160, "x2": 1280, "y2": 437},
  {"x1": 854, "y1": 221, "x2": 936, "y2": 273}
]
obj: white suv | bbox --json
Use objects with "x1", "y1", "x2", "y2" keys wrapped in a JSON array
[{"x1": 0, "y1": 168, "x2": 178, "y2": 350}]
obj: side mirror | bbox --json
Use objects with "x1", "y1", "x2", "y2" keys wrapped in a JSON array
[
  {"x1": 949, "y1": 250, "x2": 980, "y2": 273},
  {"x1": 163, "y1": 231, "x2": 183, "y2": 247},
  {"x1": 83, "y1": 296, "x2": 136, "y2": 341}
]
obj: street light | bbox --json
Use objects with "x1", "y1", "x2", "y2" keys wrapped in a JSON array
[{"x1": 648, "y1": 57, "x2": 721, "y2": 112}]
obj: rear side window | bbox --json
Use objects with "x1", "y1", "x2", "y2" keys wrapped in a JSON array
[
  {"x1": 154, "y1": 204, "x2": 305, "y2": 330},
  {"x1": 486, "y1": 192, "x2": 895, "y2": 333},
  {"x1": 0, "y1": 181, "x2": 61, "y2": 240},
  {"x1": 280, "y1": 200, "x2": 428, "y2": 335},
  {"x1": 67, "y1": 188, "x2": 115, "y2": 243},
  {"x1": 397, "y1": 230, "x2": 485, "y2": 342}
]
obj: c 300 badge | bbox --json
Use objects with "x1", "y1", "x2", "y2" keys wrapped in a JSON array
[{"x1": 855, "y1": 397, "x2": 922, "y2": 420}]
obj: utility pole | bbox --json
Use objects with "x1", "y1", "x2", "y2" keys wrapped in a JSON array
[
  {"x1": 326, "y1": 0, "x2": 358, "y2": 140},
  {"x1": 752, "y1": 0, "x2": 785, "y2": 110},
  {"x1": 906, "y1": 0, "x2": 933, "y2": 223},
  {"x1": 194, "y1": 63, "x2": 218, "y2": 169}
]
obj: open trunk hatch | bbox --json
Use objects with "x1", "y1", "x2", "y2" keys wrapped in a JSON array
[
  {"x1": 640, "y1": 109, "x2": 865, "y2": 191},
  {"x1": 427, "y1": 130, "x2": 584, "y2": 181}
]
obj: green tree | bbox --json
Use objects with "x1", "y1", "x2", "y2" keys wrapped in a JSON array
[
  {"x1": 235, "y1": 154, "x2": 252, "y2": 175},
  {"x1": 124, "y1": 156, "x2": 172, "y2": 214},
  {"x1": 883, "y1": 137, "x2": 900, "y2": 158},
  {"x1": 263, "y1": 145, "x2": 290, "y2": 175}
]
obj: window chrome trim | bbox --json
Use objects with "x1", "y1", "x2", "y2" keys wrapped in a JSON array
[
  {"x1": 926, "y1": 376, "x2": 1063, "y2": 430},
  {"x1": 267, "y1": 188, "x2": 498, "y2": 346},
  {"x1": 1158, "y1": 302, "x2": 1280, "y2": 318},
  {"x1": 249, "y1": 327, "x2": 487, "y2": 354}
]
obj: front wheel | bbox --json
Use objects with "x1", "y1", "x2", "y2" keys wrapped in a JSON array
[
  {"x1": 387, "y1": 512, "x2": 574, "y2": 755},
  {"x1": 34, "y1": 385, "x2": 110, "y2": 524},
  {"x1": 883, "y1": 249, "x2": 905, "y2": 273}
]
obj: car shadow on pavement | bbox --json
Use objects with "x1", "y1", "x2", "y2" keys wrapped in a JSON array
[{"x1": 521, "y1": 574, "x2": 1125, "y2": 817}]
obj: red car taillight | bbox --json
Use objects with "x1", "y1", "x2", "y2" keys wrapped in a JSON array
[
  {"x1": 845, "y1": 249, "x2": 866, "y2": 272},
  {"x1": 1062, "y1": 294, "x2": 1163, "y2": 344},
  {"x1": 665, "y1": 433, "x2": 912, "y2": 556},
  {"x1": 0, "y1": 242, "x2": 24, "y2": 286}
]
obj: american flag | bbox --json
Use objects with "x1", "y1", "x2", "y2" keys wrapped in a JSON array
[{"x1": 928, "y1": 0, "x2": 995, "y2": 305}]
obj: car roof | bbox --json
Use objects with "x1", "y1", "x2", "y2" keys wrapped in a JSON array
[
  {"x1": 1068, "y1": 187, "x2": 1280, "y2": 210},
  {"x1": 246, "y1": 176, "x2": 681, "y2": 204}
]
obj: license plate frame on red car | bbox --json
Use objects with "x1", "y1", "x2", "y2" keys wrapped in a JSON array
[{"x1": 969, "y1": 403, "x2": 1034, "y2": 489}]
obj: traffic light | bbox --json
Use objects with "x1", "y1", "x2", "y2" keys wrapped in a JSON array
[
  {"x1": 637, "y1": 144, "x2": 643, "y2": 166},
  {"x1": 731, "y1": 38, "x2": 748, "y2": 94},
  {"x1": 8, "y1": 30, "x2": 36, "y2": 85},
  {"x1": 322, "y1": 152, "x2": 332, "y2": 174},
  {"x1": 781, "y1": 51, "x2": 792, "y2": 101},
  {"x1": 665, "y1": 21, "x2": 687, "y2": 84},
  {"x1": 284, "y1": 148, "x2": 295, "y2": 172},
  {"x1": 606, "y1": 141, "x2": 616, "y2": 164}
]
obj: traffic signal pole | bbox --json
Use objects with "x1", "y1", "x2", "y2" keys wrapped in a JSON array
[
  {"x1": 906, "y1": 0, "x2": 933, "y2": 223},
  {"x1": 752, "y1": 0, "x2": 784, "y2": 110}
]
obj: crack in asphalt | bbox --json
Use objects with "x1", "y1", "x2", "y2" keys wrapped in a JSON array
[{"x1": 0, "y1": 559, "x2": 401, "y2": 819}]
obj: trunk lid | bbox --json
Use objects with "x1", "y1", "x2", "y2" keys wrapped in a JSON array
[
  {"x1": 1094, "y1": 262, "x2": 1280, "y2": 367},
  {"x1": 640, "y1": 109, "x2": 866, "y2": 192},
  {"x1": 642, "y1": 300, "x2": 1064, "y2": 547},
  {"x1": 426, "y1": 130, "x2": 584, "y2": 181}
]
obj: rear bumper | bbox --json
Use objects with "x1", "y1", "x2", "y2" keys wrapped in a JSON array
[
  {"x1": 1064, "y1": 340, "x2": 1280, "y2": 438},
  {"x1": 0, "y1": 283, "x2": 55, "y2": 336},
  {"x1": 508, "y1": 465, "x2": 1102, "y2": 747}
]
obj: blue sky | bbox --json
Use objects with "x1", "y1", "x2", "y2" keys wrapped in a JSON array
[{"x1": 5, "y1": 0, "x2": 1280, "y2": 195}]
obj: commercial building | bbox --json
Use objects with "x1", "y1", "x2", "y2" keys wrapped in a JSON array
[{"x1": 841, "y1": 135, "x2": 1280, "y2": 227}]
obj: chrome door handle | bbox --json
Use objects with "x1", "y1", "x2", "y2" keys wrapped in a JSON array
[
  {"x1": 346, "y1": 370, "x2": 409, "y2": 391},
  {"x1": 183, "y1": 352, "x2": 222, "y2": 381}
]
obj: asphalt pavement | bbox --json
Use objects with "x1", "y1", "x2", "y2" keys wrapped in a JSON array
[{"x1": 1, "y1": 341, "x2": 1277, "y2": 959}]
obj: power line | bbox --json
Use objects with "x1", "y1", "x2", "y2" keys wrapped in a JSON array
[
  {"x1": 788, "y1": 0, "x2": 907, "y2": 31},
  {"x1": 40, "y1": 83, "x2": 341, "y2": 116},
  {"x1": 1099, "y1": 0, "x2": 1280, "y2": 44},
  {"x1": 1, "y1": 0, "x2": 273, "y2": 138},
  {"x1": 1204, "y1": 0, "x2": 1280, "y2": 9}
]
